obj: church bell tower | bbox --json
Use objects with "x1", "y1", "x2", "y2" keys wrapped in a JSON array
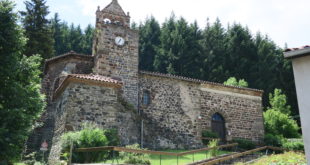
[{"x1": 92, "y1": 0, "x2": 139, "y2": 107}]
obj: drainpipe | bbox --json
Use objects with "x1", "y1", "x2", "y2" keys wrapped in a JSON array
[
  {"x1": 138, "y1": 72, "x2": 144, "y2": 148},
  {"x1": 141, "y1": 119, "x2": 144, "y2": 148}
]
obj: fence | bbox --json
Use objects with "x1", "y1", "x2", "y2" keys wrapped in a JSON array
[
  {"x1": 189, "y1": 146, "x2": 303, "y2": 165},
  {"x1": 70, "y1": 143, "x2": 238, "y2": 165}
]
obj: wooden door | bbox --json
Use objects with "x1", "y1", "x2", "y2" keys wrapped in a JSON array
[{"x1": 211, "y1": 113, "x2": 226, "y2": 141}]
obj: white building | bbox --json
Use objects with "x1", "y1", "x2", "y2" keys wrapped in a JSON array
[{"x1": 284, "y1": 45, "x2": 310, "y2": 163}]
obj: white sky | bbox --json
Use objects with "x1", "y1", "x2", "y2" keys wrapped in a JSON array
[{"x1": 15, "y1": 0, "x2": 310, "y2": 48}]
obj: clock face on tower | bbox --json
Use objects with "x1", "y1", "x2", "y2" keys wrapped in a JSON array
[{"x1": 115, "y1": 36, "x2": 125, "y2": 46}]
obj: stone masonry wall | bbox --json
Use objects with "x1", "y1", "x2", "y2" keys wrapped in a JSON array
[
  {"x1": 139, "y1": 73, "x2": 264, "y2": 149},
  {"x1": 25, "y1": 57, "x2": 93, "y2": 155},
  {"x1": 93, "y1": 23, "x2": 139, "y2": 108},
  {"x1": 139, "y1": 74, "x2": 202, "y2": 149},
  {"x1": 199, "y1": 87, "x2": 264, "y2": 142},
  {"x1": 48, "y1": 82, "x2": 140, "y2": 163}
]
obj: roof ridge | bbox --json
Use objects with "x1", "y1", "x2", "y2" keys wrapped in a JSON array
[
  {"x1": 284, "y1": 45, "x2": 310, "y2": 52},
  {"x1": 102, "y1": 0, "x2": 126, "y2": 16}
]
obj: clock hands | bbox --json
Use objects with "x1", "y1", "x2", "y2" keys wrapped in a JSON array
[{"x1": 115, "y1": 36, "x2": 124, "y2": 46}]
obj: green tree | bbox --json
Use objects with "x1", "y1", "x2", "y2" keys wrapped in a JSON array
[
  {"x1": 20, "y1": 0, "x2": 55, "y2": 59},
  {"x1": 0, "y1": 1, "x2": 45, "y2": 162},
  {"x1": 200, "y1": 18, "x2": 228, "y2": 82},
  {"x1": 154, "y1": 15, "x2": 203, "y2": 77},
  {"x1": 264, "y1": 89, "x2": 300, "y2": 138},
  {"x1": 51, "y1": 13, "x2": 63, "y2": 55},
  {"x1": 81, "y1": 24, "x2": 94, "y2": 55},
  {"x1": 269, "y1": 88, "x2": 291, "y2": 115},
  {"x1": 224, "y1": 77, "x2": 248, "y2": 87},
  {"x1": 139, "y1": 16, "x2": 160, "y2": 71},
  {"x1": 264, "y1": 109, "x2": 299, "y2": 138},
  {"x1": 153, "y1": 14, "x2": 176, "y2": 73}
]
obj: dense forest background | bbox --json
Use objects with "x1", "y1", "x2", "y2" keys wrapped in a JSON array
[{"x1": 19, "y1": 0, "x2": 298, "y2": 118}]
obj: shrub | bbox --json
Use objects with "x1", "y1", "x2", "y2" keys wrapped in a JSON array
[
  {"x1": 264, "y1": 134, "x2": 284, "y2": 147},
  {"x1": 104, "y1": 129, "x2": 120, "y2": 146},
  {"x1": 250, "y1": 151, "x2": 306, "y2": 164},
  {"x1": 282, "y1": 140, "x2": 304, "y2": 151},
  {"x1": 61, "y1": 123, "x2": 119, "y2": 163},
  {"x1": 201, "y1": 130, "x2": 219, "y2": 145},
  {"x1": 264, "y1": 109, "x2": 300, "y2": 138},
  {"x1": 207, "y1": 139, "x2": 219, "y2": 157},
  {"x1": 120, "y1": 144, "x2": 151, "y2": 165},
  {"x1": 232, "y1": 138, "x2": 255, "y2": 150}
]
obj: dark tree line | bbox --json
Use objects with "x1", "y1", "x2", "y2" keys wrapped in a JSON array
[
  {"x1": 19, "y1": 0, "x2": 298, "y2": 117},
  {"x1": 51, "y1": 13, "x2": 94, "y2": 55},
  {"x1": 137, "y1": 15, "x2": 297, "y2": 117}
]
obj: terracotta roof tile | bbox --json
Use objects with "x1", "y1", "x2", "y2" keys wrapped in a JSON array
[
  {"x1": 53, "y1": 74, "x2": 122, "y2": 100},
  {"x1": 284, "y1": 45, "x2": 310, "y2": 52},
  {"x1": 140, "y1": 71, "x2": 263, "y2": 93},
  {"x1": 68, "y1": 74, "x2": 122, "y2": 85}
]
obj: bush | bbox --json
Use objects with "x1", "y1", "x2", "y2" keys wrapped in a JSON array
[
  {"x1": 264, "y1": 134, "x2": 284, "y2": 147},
  {"x1": 207, "y1": 139, "x2": 219, "y2": 157},
  {"x1": 61, "y1": 123, "x2": 119, "y2": 163},
  {"x1": 264, "y1": 109, "x2": 300, "y2": 138},
  {"x1": 201, "y1": 130, "x2": 219, "y2": 145},
  {"x1": 282, "y1": 140, "x2": 304, "y2": 151},
  {"x1": 232, "y1": 138, "x2": 255, "y2": 150},
  {"x1": 120, "y1": 144, "x2": 151, "y2": 165}
]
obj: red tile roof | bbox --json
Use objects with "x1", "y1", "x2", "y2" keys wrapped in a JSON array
[
  {"x1": 68, "y1": 74, "x2": 122, "y2": 85},
  {"x1": 53, "y1": 74, "x2": 122, "y2": 99},
  {"x1": 284, "y1": 45, "x2": 310, "y2": 52}
]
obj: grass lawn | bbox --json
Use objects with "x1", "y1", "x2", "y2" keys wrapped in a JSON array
[
  {"x1": 234, "y1": 151, "x2": 306, "y2": 165},
  {"x1": 104, "y1": 149, "x2": 230, "y2": 165}
]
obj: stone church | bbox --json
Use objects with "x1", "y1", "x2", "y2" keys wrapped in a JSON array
[{"x1": 26, "y1": 0, "x2": 264, "y2": 161}]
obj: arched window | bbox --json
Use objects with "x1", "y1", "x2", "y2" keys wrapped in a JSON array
[
  {"x1": 142, "y1": 91, "x2": 151, "y2": 106},
  {"x1": 212, "y1": 113, "x2": 224, "y2": 121},
  {"x1": 103, "y1": 18, "x2": 111, "y2": 24}
]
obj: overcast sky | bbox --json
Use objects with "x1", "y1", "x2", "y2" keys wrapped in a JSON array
[{"x1": 15, "y1": 0, "x2": 310, "y2": 48}]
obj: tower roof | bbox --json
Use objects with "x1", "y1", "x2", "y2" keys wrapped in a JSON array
[{"x1": 102, "y1": 0, "x2": 126, "y2": 16}]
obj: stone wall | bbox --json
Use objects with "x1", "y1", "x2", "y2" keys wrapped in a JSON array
[
  {"x1": 42, "y1": 56, "x2": 93, "y2": 101},
  {"x1": 139, "y1": 74, "x2": 203, "y2": 149},
  {"x1": 199, "y1": 86, "x2": 264, "y2": 142},
  {"x1": 25, "y1": 56, "x2": 93, "y2": 155},
  {"x1": 93, "y1": 23, "x2": 139, "y2": 108},
  {"x1": 48, "y1": 82, "x2": 140, "y2": 163},
  {"x1": 139, "y1": 73, "x2": 264, "y2": 149}
]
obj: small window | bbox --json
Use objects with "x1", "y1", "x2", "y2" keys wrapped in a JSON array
[
  {"x1": 103, "y1": 18, "x2": 111, "y2": 24},
  {"x1": 142, "y1": 91, "x2": 151, "y2": 106}
]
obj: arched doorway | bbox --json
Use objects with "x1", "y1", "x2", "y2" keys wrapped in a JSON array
[{"x1": 211, "y1": 113, "x2": 226, "y2": 141}]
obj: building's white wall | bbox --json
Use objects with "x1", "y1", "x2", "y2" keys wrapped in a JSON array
[{"x1": 292, "y1": 55, "x2": 310, "y2": 163}]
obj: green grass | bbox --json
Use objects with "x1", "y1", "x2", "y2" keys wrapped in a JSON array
[
  {"x1": 234, "y1": 151, "x2": 306, "y2": 165},
  {"x1": 104, "y1": 149, "x2": 230, "y2": 165}
]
